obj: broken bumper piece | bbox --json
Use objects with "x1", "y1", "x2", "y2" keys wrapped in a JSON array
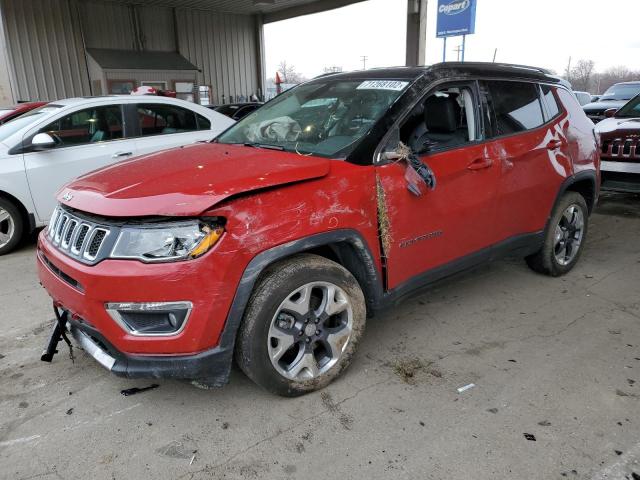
[{"x1": 42, "y1": 310, "x2": 234, "y2": 387}]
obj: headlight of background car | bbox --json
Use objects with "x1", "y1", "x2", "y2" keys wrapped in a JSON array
[{"x1": 110, "y1": 221, "x2": 224, "y2": 262}]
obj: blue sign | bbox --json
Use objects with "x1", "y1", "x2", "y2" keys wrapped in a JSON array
[{"x1": 436, "y1": 0, "x2": 477, "y2": 38}]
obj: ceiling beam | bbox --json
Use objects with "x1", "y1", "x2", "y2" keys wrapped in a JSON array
[{"x1": 263, "y1": 0, "x2": 367, "y2": 23}]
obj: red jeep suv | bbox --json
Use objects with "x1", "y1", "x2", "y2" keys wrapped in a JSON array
[{"x1": 38, "y1": 63, "x2": 600, "y2": 396}]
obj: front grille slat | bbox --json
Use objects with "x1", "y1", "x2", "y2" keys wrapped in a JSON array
[
  {"x1": 47, "y1": 207, "x2": 111, "y2": 264},
  {"x1": 601, "y1": 136, "x2": 640, "y2": 162}
]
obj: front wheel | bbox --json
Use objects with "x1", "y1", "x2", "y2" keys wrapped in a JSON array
[
  {"x1": 235, "y1": 254, "x2": 366, "y2": 397},
  {"x1": 0, "y1": 199, "x2": 24, "y2": 256},
  {"x1": 526, "y1": 192, "x2": 589, "y2": 276}
]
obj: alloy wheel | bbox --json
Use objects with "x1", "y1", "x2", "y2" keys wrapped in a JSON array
[
  {"x1": 553, "y1": 204, "x2": 585, "y2": 266},
  {"x1": 268, "y1": 281, "x2": 353, "y2": 381},
  {"x1": 0, "y1": 207, "x2": 15, "y2": 249}
]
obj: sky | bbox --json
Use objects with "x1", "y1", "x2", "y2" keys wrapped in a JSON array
[{"x1": 264, "y1": 0, "x2": 640, "y2": 80}]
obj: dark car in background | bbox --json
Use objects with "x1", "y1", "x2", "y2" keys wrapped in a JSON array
[
  {"x1": 208, "y1": 102, "x2": 263, "y2": 121},
  {"x1": 0, "y1": 102, "x2": 47, "y2": 124},
  {"x1": 596, "y1": 93, "x2": 640, "y2": 193},
  {"x1": 583, "y1": 81, "x2": 640, "y2": 123}
]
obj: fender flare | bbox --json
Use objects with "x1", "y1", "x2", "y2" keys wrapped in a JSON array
[
  {"x1": 545, "y1": 170, "x2": 598, "y2": 232},
  {"x1": 216, "y1": 229, "x2": 383, "y2": 351}
]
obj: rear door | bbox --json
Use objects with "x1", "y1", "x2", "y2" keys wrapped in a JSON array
[
  {"x1": 481, "y1": 80, "x2": 571, "y2": 241},
  {"x1": 377, "y1": 81, "x2": 501, "y2": 289},
  {"x1": 23, "y1": 103, "x2": 134, "y2": 221},
  {"x1": 132, "y1": 102, "x2": 218, "y2": 156}
]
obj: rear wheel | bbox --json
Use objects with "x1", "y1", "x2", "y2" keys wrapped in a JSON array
[
  {"x1": 235, "y1": 254, "x2": 366, "y2": 397},
  {"x1": 526, "y1": 192, "x2": 588, "y2": 276},
  {"x1": 0, "y1": 198, "x2": 23, "y2": 256}
]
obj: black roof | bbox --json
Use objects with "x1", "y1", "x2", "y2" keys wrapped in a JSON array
[{"x1": 312, "y1": 62, "x2": 561, "y2": 84}]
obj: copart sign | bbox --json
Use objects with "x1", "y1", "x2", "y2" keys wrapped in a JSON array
[{"x1": 436, "y1": 0, "x2": 477, "y2": 38}]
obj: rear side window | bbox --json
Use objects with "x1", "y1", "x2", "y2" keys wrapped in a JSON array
[
  {"x1": 540, "y1": 85, "x2": 561, "y2": 120},
  {"x1": 39, "y1": 105, "x2": 123, "y2": 147},
  {"x1": 485, "y1": 81, "x2": 545, "y2": 136},
  {"x1": 137, "y1": 104, "x2": 198, "y2": 136}
]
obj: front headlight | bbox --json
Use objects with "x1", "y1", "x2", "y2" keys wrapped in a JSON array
[{"x1": 110, "y1": 221, "x2": 224, "y2": 263}]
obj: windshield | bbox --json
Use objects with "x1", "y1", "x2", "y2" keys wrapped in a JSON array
[
  {"x1": 217, "y1": 79, "x2": 410, "y2": 158},
  {"x1": 616, "y1": 94, "x2": 640, "y2": 118},
  {"x1": 601, "y1": 84, "x2": 640, "y2": 101},
  {"x1": 0, "y1": 105, "x2": 60, "y2": 143},
  {"x1": 0, "y1": 109, "x2": 13, "y2": 116}
]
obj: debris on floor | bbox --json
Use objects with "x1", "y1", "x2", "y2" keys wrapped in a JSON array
[
  {"x1": 65, "y1": 408, "x2": 73, "y2": 415},
  {"x1": 457, "y1": 383, "x2": 475, "y2": 393},
  {"x1": 523, "y1": 433, "x2": 537, "y2": 441},
  {"x1": 121, "y1": 384, "x2": 159, "y2": 396}
]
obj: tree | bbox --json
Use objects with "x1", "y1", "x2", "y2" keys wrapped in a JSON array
[
  {"x1": 570, "y1": 59, "x2": 595, "y2": 92},
  {"x1": 593, "y1": 66, "x2": 640, "y2": 94},
  {"x1": 277, "y1": 60, "x2": 305, "y2": 84}
]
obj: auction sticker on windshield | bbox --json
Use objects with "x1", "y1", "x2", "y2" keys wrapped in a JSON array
[{"x1": 357, "y1": 80, "x2": 409, "y2": 91}]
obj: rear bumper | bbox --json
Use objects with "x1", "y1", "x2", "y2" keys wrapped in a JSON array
[{"x1": 64, "y1": 313, "x2": 232, "y2": 385}]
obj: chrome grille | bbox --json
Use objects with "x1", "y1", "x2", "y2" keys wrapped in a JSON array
[
  {"x1": 602, "y1": 137, "x2": 640, "y2": 162},
  {"x1": 47, "y1": 206, "x2": 112, "y2": 264}
]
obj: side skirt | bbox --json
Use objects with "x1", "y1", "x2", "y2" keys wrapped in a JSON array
[{"x1": 379, "y1": 231, "x2": 544, "y2": 308}]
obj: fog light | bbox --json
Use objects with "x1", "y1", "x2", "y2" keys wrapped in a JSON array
[{"x1": 105, "y1": 301, "x2": 193, "y2": 336}]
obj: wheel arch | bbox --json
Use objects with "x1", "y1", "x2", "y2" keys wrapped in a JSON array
[
  {"x1": 0, "y1": 189, "x2": 36, "y2": 233},
  {"x1": 548, "y1": 171, "x2": 598, "y2": 226},
  {"x1": 218, "y1": 230, "x2": 383, "y2": 352}
]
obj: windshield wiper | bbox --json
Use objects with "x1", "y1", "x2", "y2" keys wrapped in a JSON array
[{"x1": 243, "y1": 142, "x2": 285, "y2": 151}]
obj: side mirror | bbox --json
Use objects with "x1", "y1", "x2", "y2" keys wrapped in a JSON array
[
  {"x1": 31, "y1": 133, "x2": 56, "y2": 150},
  {"x1": 604, "y1": 108, "x2": 618, "y2": 118}
]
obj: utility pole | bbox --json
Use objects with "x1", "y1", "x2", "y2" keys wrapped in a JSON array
[
  {"x1": 360, "y1": 55, "x2": 368, "y2": 70},
  {"x1": 454, "y1": 45, "x2": 463, "y2": 62},
  {"x1": 565, "y1": 56, "x2": 572, "y2": 80},
  {"x1": 492, "y1": 48, "x2": 498, "y2": 62}
]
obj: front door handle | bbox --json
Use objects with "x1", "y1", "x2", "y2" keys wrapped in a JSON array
[
  {"x1": 467, "y1": 157, "x2": 493, "y2": 171},
  {"x1": 112, "y1": 151, "x2": 133, "y2": 159}
]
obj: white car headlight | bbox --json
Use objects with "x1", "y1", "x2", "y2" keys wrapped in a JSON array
[{"x1": 110, "y1": 221, "x2": 223, "y2": 263}]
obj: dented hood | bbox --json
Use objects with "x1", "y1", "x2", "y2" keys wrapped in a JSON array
[{"x1": 58, "y1": 143, "x2": 330, "y2": 217}]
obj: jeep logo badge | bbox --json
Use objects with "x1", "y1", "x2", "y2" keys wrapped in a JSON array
[
  {"x1": 62, "y1": 191, "x2": 73, "y2": 202},
  {"x1": 439, "y1": 0, "x2": 470, "y2": 15}
]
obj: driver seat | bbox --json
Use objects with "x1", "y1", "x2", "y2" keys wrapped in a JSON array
[{"x1": 409, "y1": 95, "x2": 466, "y2": 151}]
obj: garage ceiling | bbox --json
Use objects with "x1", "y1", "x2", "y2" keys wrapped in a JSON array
[{"x1": 100, "y1": 0, "x2": 367, "y2": 22}]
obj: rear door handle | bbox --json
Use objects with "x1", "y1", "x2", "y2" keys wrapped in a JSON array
[
  {"x1": 546, "y1": 140, "x2": 562, "y2": 150},
  {"x1": 112, "y1": 151, "x2": 133, "y2": 159},
  {"x1": 467, "y1": 157, "x2": 493, "y2": 170}
]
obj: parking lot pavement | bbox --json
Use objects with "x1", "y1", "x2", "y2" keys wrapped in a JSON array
[{"x1": 0, "y1": 193, "x2": 639, "y2": 480}]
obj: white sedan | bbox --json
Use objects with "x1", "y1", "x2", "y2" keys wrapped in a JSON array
[{"x1": 0, "y1": 95, "x2": 234, "y2": 254}]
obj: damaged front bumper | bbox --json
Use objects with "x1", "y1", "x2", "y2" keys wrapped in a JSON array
[{"x1": 43, "y1": 309, "x2": 234, "y2": 386}]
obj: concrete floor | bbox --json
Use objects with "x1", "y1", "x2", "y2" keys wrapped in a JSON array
[{"x1": 0, "y1": 192, "x2": 639, "y2": 480}]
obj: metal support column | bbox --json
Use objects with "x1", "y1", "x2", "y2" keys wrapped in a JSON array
[{"x1": 405, "y1": 0, "x2": 428, "y2": 66}]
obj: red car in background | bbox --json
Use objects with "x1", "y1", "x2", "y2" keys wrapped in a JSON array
[
  {"x1": 0, "y1": 102, "x2": 47, "y2": 124},
  {"x1": 38, "y1": 63, "x2": 599, "y2": 396}
]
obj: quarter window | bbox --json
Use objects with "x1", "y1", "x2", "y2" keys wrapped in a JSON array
[
  {"x1": 38, "y1": 105, "x2": 123, "y2": 146},
  {"x1": 196, "y1": 114, "x2": 211, "y2": 130},
  {"x1": 541, "y1": 85, "x2": 561, "y2": 120},
  {"x1": 485, "y1": 81, "x2": 545, "y2": 136},
  {"x1": 137, "y1": 104, "x2": 198, "y2": 136}
]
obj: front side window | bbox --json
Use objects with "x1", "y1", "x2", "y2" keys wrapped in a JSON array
[
  {"x1": 615, "y1": 94, "x2": 640, "y2": 118},
  {"x1": 484, "y1": 81, "x2": 545, "y2": 136},
  {"x1": 217, "y1": 79, "x2": 409, "y2": 158},
  {"x1": 398, "y1": 84, "x2": 479, "y2": 154},
  {"x1": 38, "y1": 105, "x2": 123, "y2": 147},
  {"x1": 137, "y1": 104, "x2": 198, "y2": 136}
]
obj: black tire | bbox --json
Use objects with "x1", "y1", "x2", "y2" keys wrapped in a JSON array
[
  {"x1": 526, "y1": 192, "x2": 589, "y2": 277},
  {"x1": 0, "y1": 198, "x2": 24, "y2": 256},
  {"x1": 235, "y1": 254, "x2": 366, "y2": 397}
]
